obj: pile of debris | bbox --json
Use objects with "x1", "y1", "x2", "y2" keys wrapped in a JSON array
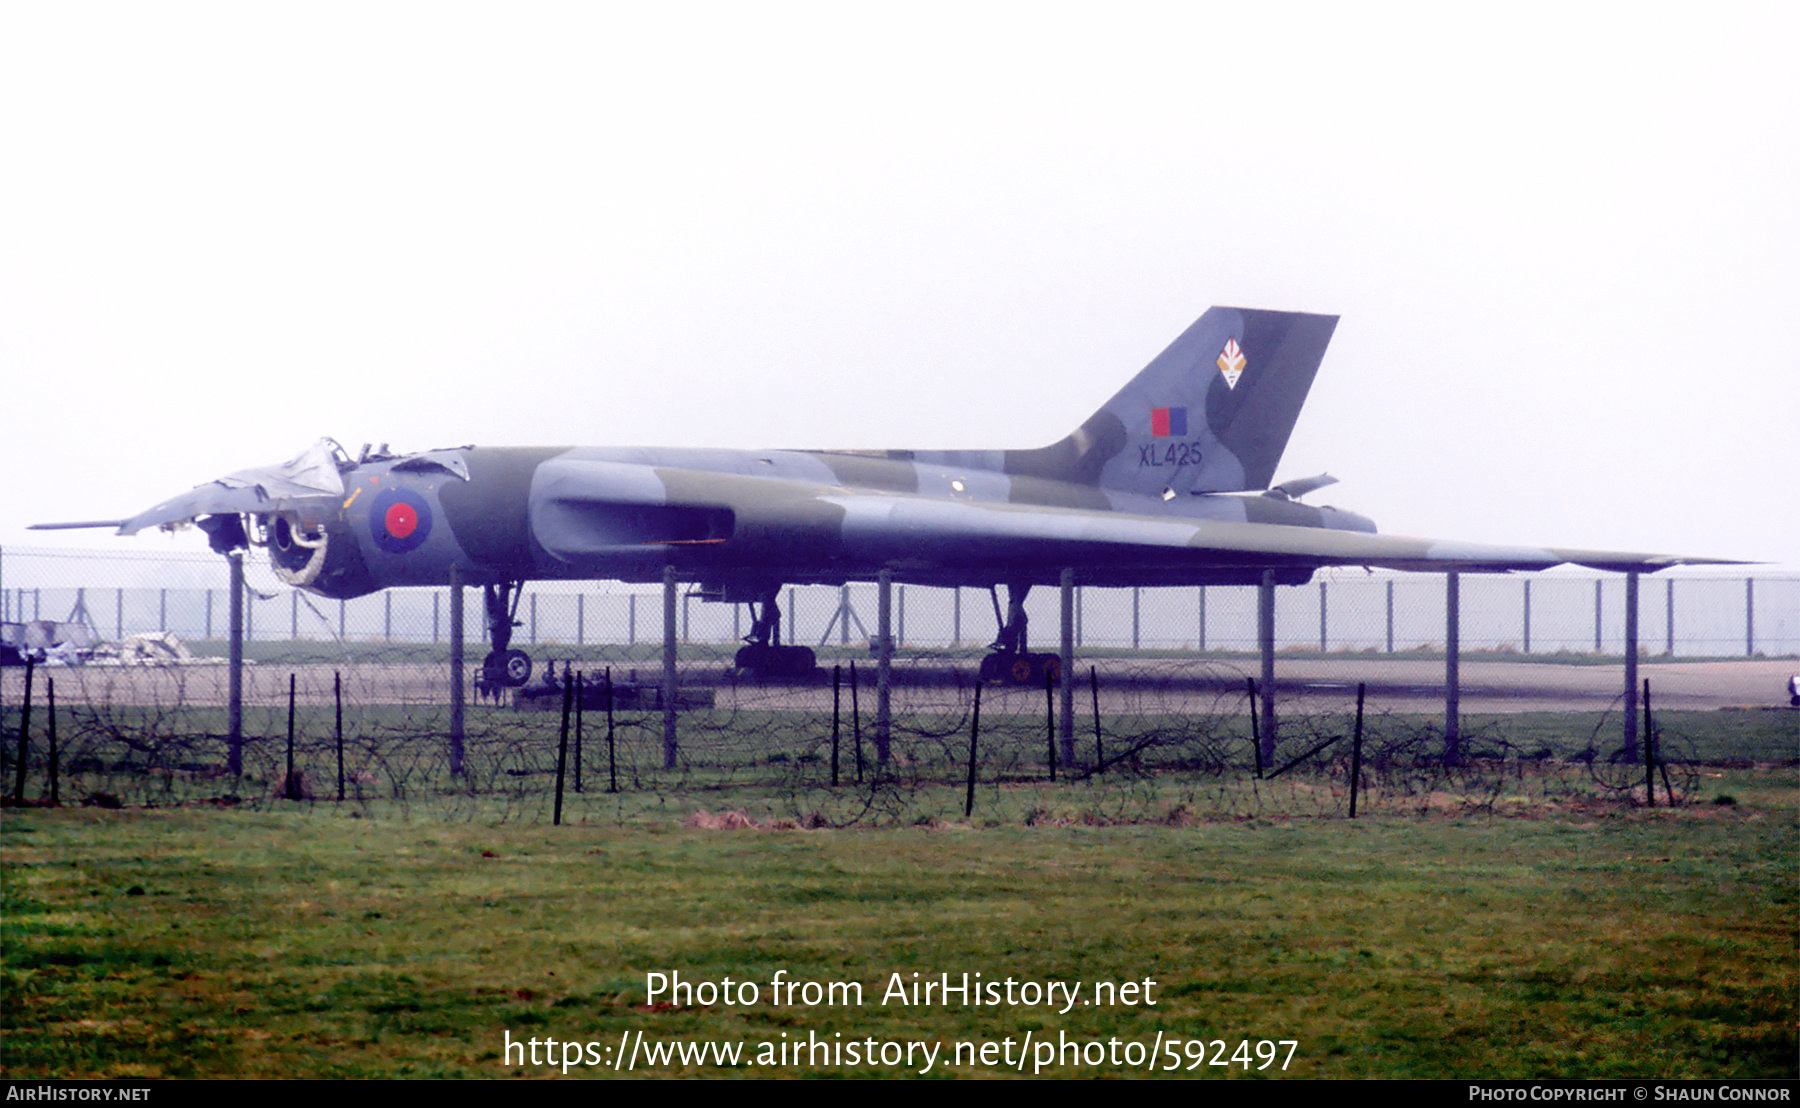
[{"x1": 0, "y1": 623, "x2": 227, "y2": 667}]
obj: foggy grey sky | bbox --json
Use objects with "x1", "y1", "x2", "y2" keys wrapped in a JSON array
[{"x1": 3, "y1": 3, "x2": 1795, "y2": 569}]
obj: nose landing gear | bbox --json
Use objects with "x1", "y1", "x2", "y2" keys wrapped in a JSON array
[{"x1": 476, "y1": 581, "x2": 533, "y2": 700}]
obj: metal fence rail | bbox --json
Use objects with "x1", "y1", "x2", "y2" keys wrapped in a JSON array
[{"x1": 4, "y1": 545, "x2": 1795, "y2": 657}]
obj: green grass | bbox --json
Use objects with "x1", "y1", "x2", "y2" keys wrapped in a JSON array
[
  {"x1": 3, "y1": 698, "x2": 1794, "y2": 1078},
  {"x1": 3, "y1": 761, "x2": 1795, "y2": 1079}
]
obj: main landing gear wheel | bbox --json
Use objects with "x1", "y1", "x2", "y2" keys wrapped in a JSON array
[
  {"x1": 979, "y1": 582, "x2": 1060, "y2": 685},
  {"x1": 733, "y1": 587, "x2": 818, "y2": 679},
  {"x1": 734, "y1": 643, "x2": 817, "y2": 679},
  {"x1": 482, "y1": 648, "x2": 533, "y2": 689},
  {"x1": 979, "y1": 651, "x2": 1061, "y2": 686}
]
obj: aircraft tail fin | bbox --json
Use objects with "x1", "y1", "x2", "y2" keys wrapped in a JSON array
[{"x1": 1006, "y1": 307, "x2": 1338, "y2": 496}]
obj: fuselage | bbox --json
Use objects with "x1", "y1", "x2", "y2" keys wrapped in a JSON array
[{"x1": 270, "y1": 444, "x2": 1377, "y2": 600}]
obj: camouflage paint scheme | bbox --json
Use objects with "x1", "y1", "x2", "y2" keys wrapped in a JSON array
[{"x1": 56, "y1": 307, "x2": 1718, "y2": 605}]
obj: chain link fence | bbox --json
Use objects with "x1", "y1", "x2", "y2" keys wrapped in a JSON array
[
  {"x1": 3, "y1": 544, "x2": 1795, "y2": 825},
  {"x1": 6, "y1": 546, "x2": 1794, "y2": 658}
]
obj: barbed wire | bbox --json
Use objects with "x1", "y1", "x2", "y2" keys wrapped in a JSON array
[
  {"x1": 4, "y1": 548, "x2": 1790, "y2": 823},
  {"x1": 2, "y1": 654, "x2": 1742, "y2": 827}
]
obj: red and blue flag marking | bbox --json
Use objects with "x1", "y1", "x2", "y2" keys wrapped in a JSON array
[{"x1": 1151, "y1": 407, "x2": 1188, "y2": 437}]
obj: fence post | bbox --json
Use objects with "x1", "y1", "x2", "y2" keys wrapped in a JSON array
[
  {"x1": 573, "y1": 672, "x2": 584, "y2": 794},
  {"x1": 875, "y1": 570, "x2": 892, "y2": 765},
  {"x1": 1247, "y1": 677, "x2": 1263, "y2": 779},
  {"x1": 1665, "y1": 578, "x2": 1675, "y2": 656},
  {"x1": 1059, "y1": 568, "x2": 1075, "y2": 766},
  {"x1": 1385, "y1": 578, "x2": 1395, "y2": 653},
  {"x1": 1090, "y1": 665, "x2": 1103, "y2": 772},
  {"x1": 553, "y1": 666, "x2": 572, "y2": 826},
  {"x1": 1622, "y1": 571, "x2": 1640, "y2": 758},
  {"x1": 964, "y1": 683, "x2": 981, "y2": 819},
  {"x1": 850, "y1": 660, "x2": 863, "y2": 782},
  {"x1": 335, "y1": 671, "x2": 345, "y2": 801},
  {"x1": 662, "y1": 566, "x2": 678, "y2": 769},
  {"x1": 1197, "y1": 585, "x2": 1206, "y2": 651},
  {"x1": 605, "y1": 666, "x2": 618, "y2": 794},
  {"x1": 449, "y1": 568, "x2": 465, "y2": 777},
  {"x1": 1746, "y1": 578, "x2": 1755, "y2": 656},
  {"x1": 1522, "y1": 578, "x2": 1531, "y2": 655},
  {"x1": 228, "y1": 551, "x2": 244, "y2": 776},
  {"x1": 46, "y1": 677, "x2": 58, "y2": 808},
  {"x1": 284, "y1": 673, "x2": 299, "y2": 801},
  {"x1": 1258, "y1": 570, "x2": 1277, "y2": 759},
  {"x1": 1445, "y1": 570, "x2": 1461, "y2": 763},
  {"x1": 1318, "y1": 580, "x2": 1327, "y2": 651},
  {"x1": 831, "y1": 665, "x2": 841, "y2": 787}
]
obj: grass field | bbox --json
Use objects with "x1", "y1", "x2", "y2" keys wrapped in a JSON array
[{"x1": 2, "y1": 704, "x2": 1795, "y2": 1079}]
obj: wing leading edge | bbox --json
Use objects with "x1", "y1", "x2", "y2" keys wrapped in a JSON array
[{"x1": 825, "y1": 494, "x2": 1728, "y2": 585}]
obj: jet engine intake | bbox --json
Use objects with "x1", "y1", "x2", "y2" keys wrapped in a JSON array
[
  {"x1": 268, "y1": 514, "x2": 329, "y2": 587},
  {"x1": 258, "y1": 512, "x2": 380, "y2": 599}
]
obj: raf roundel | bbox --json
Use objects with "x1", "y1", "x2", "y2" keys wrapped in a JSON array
[{"x1": 370, "y1": 487, "x2": 433, "y2": 554}]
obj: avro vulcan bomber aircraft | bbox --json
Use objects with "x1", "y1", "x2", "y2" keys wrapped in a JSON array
[{"x1": 36, "y1": 307, "x2": 1719, "y2": 688}]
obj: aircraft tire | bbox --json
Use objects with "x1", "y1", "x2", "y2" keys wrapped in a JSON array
[
  {"x1": 500, "y1": 649, "x2": 532, "y2": 687},
  {"x1": 979, "y1": 651, "x2": 1060, "y2": 686},
  {"x1": 735, "y1": 644, "x2": 816, "y2": 679},
  {"x1": 784, "y1": 646, "x2": 817, "y2": 677}
]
